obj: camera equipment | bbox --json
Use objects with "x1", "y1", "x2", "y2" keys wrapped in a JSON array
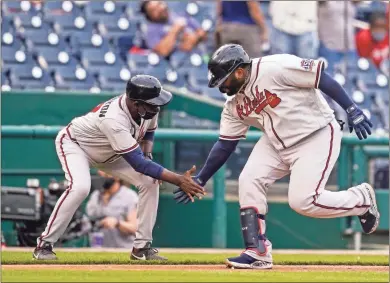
[{"x1": 1, "y1": 178, "x2": 100, "y2": 247}]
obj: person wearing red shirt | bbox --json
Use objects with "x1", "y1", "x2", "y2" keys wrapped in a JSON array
[{"x1": 356, "y1": 11, "x2": 389, "y2": 70}]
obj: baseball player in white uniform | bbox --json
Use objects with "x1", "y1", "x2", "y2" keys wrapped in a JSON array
[
  {"x1": 33, "y1": 75, "x2": 205, "y2": 261},
  {"x1": 173, "y1": 44, "x2": 380, "y2": 269}
]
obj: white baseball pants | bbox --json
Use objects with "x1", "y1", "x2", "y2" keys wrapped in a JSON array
[
  {"x1": 239, "y1": 119, "x2": 371, "y2": 237},
  {"x1": 37, "y1": 127, "x2": 159, "y2": 249}
]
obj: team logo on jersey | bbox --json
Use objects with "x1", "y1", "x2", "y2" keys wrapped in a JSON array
[
  {"x1": 300, "y1": 59, "x2": 315, "y2": 71},
  {"x1": 236, "y1": 87, "x2": 281, "y2": 120}
]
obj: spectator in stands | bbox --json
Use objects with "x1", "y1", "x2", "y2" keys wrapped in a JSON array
[
  {"x1": 318, "y1": 1, "x2": 360, "y2": 76},
  {"x1": 216, "y1": 1, "x2": 269, "y2": 58},
  {"x1": 86, "y1": 170, "x2": 138, "y2": 248},
  {"x1": 269, "y1": 1, "x2": 318, "y2": 58},
  {"x1": 140, "y1": 0, "x2": 207, "y2": 57},
  {"x1": 356, "y1": 11, "x2": 389, "y2": 71}
]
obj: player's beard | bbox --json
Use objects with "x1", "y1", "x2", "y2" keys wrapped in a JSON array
[{"x1": 219, "y1": 77, "x2": 245, "y2": 96}]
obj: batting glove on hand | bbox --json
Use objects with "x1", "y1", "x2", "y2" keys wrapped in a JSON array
[
  {"x1": 173, "y1": 176, "x2": 203, "y2": 204},
  {"x1": 346, "y1": 104, "x2": 373, "y2": 140}
]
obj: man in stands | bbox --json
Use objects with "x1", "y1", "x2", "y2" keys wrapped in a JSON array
[
  {"x1": 356, "y1": 11, "x2": 389, "y2": 72},
  {"x1": 140, "y1": 0, "x2": 207, "y2": 58}
]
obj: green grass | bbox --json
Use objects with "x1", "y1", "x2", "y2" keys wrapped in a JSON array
[
  {"x1": 2, "y1": 269, "x2": 388, "y2": 282},
  {"x1": 2, "y1": 251, "x2": 389, "y2": 266}
]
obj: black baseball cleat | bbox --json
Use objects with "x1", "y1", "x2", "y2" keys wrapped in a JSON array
[
  {"x1": 130, "y1": 242, "x2": 167, "y2": 261},
  {"x1": 358, "y1": 183, "x2": 380, "y2": 234},
  {"x1": 33, "y1": 244, "x2": 58, "y2": 260}
]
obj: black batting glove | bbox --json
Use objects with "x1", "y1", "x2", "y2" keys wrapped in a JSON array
[
  {"x1": 173, "y1": 176, "x2": 203, "y2": 204},
  {"x1": 346, "y1": 104, "x2": 373, "y2": 140}
]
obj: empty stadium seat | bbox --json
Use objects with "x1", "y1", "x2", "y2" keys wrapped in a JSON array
[
  {"x1": 2, "y1": 33, "x2": 24, "y2": 51},
  {"x1": 43, "y1": 1, "x2": 82, "y2": 16},
  {"x1": 85, "y1": 1, "x2": 127, "y2": 26},
  {"x1": 51, "y1": 13, "x2": 95, "y2": 39},
  {"x1": 2, "y1": 47, "x2": 35, "y2": 67},
  {"x1": 98, "y1": 17, "x2": 138, "y2": 41},
  {"x1": 187, "y1": 65, "x2": 209, "y2": 87},
  {"x1": 13, "y1": 13, "x2": 50, "y2": 32},
  {"x1": 8, "y1": 64, "x2": 52, "y2": 90},
  {"x1": 98, "y1": 64, "x2": 131, "y2": 92},
  {"x1": 82, "y1": 49, "x2": 124, "y2": 76},
  {"x1": 70, "y1": 32, "x2": 110, "y2": 54},
  {"x1": 23, "y1": 29, "x2": 68, "y2": 51},
  {"x1": 2, "y1": 1, "x2": 41, "y2": 15},
  {"x1": 127, "y1": 53, "x2": 151, "y2": 71},
  {"x1": 54, "y1": 65, "x2": 97, "y2": 91},
  {"x1": 37, "y1": 46, "x2": 78, "y2": 73}
]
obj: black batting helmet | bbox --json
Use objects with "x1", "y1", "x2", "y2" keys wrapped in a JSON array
[
  {"x1": 126, "y1": 75, "x2": 172, "y2": 106},
  {"x1": 208, "y1": 44, "x2": 251, "y2": 88}
]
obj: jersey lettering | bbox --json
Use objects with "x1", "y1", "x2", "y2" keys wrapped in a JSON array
[
  {"x1": 236, "y1": 87, "x2": 281, "y2": 120},
  {"x1": 99, "y1": 100, "x2": 113, "y2": 118}
]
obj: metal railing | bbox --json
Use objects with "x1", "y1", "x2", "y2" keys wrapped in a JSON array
[{"x1": 2, "y1": 125, "x2": 389, "y2": 249}]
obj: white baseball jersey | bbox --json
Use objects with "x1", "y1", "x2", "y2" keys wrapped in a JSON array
[
  {"x1": 69, "y1": 94, "x2": 158, "y2": 164},
  {"x1": 220, "y1": 54, "x2": 335, "y2": 150}
]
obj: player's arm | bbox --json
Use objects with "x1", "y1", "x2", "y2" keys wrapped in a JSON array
[
  {"x1": 318, "y1": 71, "x2": 372, "y2": 139},
  {"x1": 174, "y1": 108, "x2": 249, "y2": 204},
  {"x1": 99, "y1": 119, "x2": 205, "y2": 201}
]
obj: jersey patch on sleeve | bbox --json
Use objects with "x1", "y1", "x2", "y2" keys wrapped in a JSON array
[{"x1": 300, "y1": 59, "x2": 315, "y2": 71}]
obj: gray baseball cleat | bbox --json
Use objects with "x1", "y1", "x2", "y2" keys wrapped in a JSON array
[
  {"x1": 33, "y1": 244, "x2": 58, "y2": 260},
  {"x1": 359, "y1": 183, "x2": 380, "y2": 234},
  {"x1": 130, "y1": 242, "x2": 167, "y2": 261}
]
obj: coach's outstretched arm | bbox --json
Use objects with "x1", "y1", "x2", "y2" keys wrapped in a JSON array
[
  {"x1": 122, "y1": 147, "x2": 205, "y2": 202},
  {"x1": 173, "y1": 139, "x2": 238, "y2": 204}
]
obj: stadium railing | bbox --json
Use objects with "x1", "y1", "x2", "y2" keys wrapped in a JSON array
[{"x1": 2, "y1": 126, "x2": 388, "y2": 249}]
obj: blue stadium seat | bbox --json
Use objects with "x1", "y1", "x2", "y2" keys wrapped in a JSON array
[
  {"x1": 70, "y1": 32, "x2": 110, "y2": 54},
  {"x1": 23, "y1": 29, "x2": 67, "y2": 51},
  {"x1": 160, "y1": 70, "x2": 187, "y2": 88},
  {"x1": 357, "y1": 69, "x2": 380, "y2": 87},
  {"x1": 2, "y1": 47, "x2": 35, "y2": 66},
  {"x1": 13, "y1": 13, "x2": 50, "y2": 31},
  {"x1": 127, "y1": 53, "x2": 151, "y2": 71},
  {"x1": 85, "y1": 1, "x2": 127, "y2": 14},
  {"x1": 51, "y1": 13, "x2": 95, "y2": 38},
  {"x1": 43, "y1": 1, "x2": 82, "y2": 16},
  {"x1": 54, "y1": 65, "x2": 97, "y2": 91},
  {"x1": 98, "y1": 18, "x2": 138, "y2": 41},
  {"x1": 85, "y1": 1, "x2": 126, "y2": 25},
  {"x1": 2, "y1": 1, "x2": 41, "y2": 15},
  {"x1": 186, "y1": 65, "x2": 209, "y2": 86},
  {"x1": 36, "y1": 46, "x2": 78, "y2": 73},
  {"x1": 98, "y1": 65, "x2": 131, "y2": 92},
  {"x1": 8, "y1": 64, "x2": 52, "y2": 90},
  {"x1": 2, "y1": 33, "x2": 24, "y2": 51},
  {"x1": 81, "y1": 49, "x2": 123, "y2": 75}
]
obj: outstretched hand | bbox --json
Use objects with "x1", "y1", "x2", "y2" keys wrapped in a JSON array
[
  {"x1": 347, "y1": 104, "x2": 373, "y2": 140},
  {"x1": 176, "y1": 166, "x2": 206, "y2": 203},
  {"x1": 174, "y1": 167, "x2": 205, "y2": 204}
]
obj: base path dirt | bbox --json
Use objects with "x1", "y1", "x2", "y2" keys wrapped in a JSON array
[{"x1": 2, "y1": 265, "x2": 388, "y2": 272}]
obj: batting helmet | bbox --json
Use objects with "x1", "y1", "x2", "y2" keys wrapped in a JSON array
[
  {"x1": 126, "y1": 75, "x2": 172, "y2": 106},
  {"x1": 208, "y1": 44, "x2": 251, "y2": 88}
]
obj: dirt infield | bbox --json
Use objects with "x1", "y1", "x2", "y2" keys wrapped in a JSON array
[{"x1": 2, "y1": 265, "x2": 388, "y2": 272}]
